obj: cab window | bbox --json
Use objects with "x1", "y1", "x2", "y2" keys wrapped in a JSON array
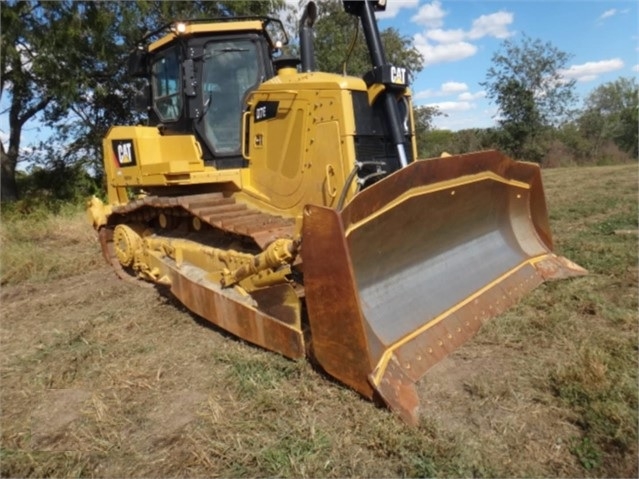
[
  {"x1": 151, "y1": 47, "x2": 182, "y2": 122},
  {"x1": 201, "y1": 39, "x2": 260, "y2": 154}
]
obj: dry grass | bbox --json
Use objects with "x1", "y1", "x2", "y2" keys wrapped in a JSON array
[
  {"x1": 0, "y1": 205, "x2": 102, "y2": 285},
  {"x1": 1, "y1": 164, "x2": 637, "y2": 477}
]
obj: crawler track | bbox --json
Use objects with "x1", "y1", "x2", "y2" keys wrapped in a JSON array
[
  {"x1": 98, "y1": 192, "x2": 297, "y2": 284},
  {"x1": 97, "y1": 192, "x2": 306, "y2": 359},
  {"x1": 109, "y1": 192, "x2": 296, "y2": 249}
]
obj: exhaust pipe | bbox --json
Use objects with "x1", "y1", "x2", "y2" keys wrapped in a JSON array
[
  {"x1": 343, "y1": 0, "x2": 409, "y2": 170},
  {"x1": 299, "y1": 1, "x2": 318, "y2": 72}
]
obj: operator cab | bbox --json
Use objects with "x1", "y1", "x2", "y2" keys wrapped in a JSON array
[{"x1": 129, "y1": 18, "x2": 288, "y2": 168}]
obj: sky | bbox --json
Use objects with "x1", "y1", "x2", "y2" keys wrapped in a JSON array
[
  {"x1": 2, "y1": 0, "x2": 637, "y2": 154},
  {"x1": 375, "y1": 0, "x2": 638, "y2": 130}
]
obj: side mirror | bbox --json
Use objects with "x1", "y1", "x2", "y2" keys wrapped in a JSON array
[{"x1": 128, "y1": 47, "x2": 148, "y2": 78}]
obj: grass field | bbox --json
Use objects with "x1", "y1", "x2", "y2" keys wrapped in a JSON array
[{"x1": 1, "y1": 164, "x2": 637, "y2": 477}]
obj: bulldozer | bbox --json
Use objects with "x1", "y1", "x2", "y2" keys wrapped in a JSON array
[{"x1": 87, "y1": 0, "x2": 585, "y2": 424}]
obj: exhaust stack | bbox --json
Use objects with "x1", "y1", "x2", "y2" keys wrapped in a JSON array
[
  {"x1": 299, "y1": 2, "x2": 318, "y2": 72},
  {"x1": 343, "y1": 0, "x2": 409, "y2": 171}
]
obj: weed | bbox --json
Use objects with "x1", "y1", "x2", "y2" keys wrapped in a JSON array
[
  {"x1": 410, "y1": 452, "x2": 438, "y2": 478},
  {"x1": 596, "y1": 215, "x2": 638, "y2": 235},
  {"x1": 570, "y1": 436, "x2": 602, "y2": 470}
]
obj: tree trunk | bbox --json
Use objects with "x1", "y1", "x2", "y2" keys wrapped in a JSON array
[
  {"x1": 1, "y1": 94, "x2": 52, "y2": 202},
  {"x1": 1, "y1": 134, "x2": 18, "y2": 202},
  {"x1": 2, "y1": 98, "x2": 24, "y2": 202}
]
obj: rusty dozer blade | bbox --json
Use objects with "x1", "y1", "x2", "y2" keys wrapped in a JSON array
[{"x1": 302, "y1": 150, "x2": 586, "y2": 425}]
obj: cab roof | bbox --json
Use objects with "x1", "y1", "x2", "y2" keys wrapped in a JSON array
[{"x1": 145, "y1": 17, "x2": 287, "y2": 52}]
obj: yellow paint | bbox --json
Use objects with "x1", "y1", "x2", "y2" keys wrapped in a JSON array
[
  {"x1": 149, "y1": 20, "x2": 266, "y2": 52},
  {"x1": 101, "y1": 35, "x2": 420, "y2": 217},
  {"x1": 238, "y1": 83, "x2": 356, "y2": 214},
  {"x1": 102, "y1": 126, "x2": 243, "y2": 205},
  {"x1": 97, "y1": 18, "x2": 423, "y2": 289},
  {"x1": 86, "y1": 196, "x2": 111, "y2": 228}
]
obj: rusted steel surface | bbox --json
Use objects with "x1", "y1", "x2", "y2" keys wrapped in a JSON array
[
  {"x1": 166, "y1": 260, "x2": 305, "y2": 359},
  {"x1": 534, "y1": 254, "x2": 588, "y2": 280},
  {"x1": 342, "y1": 150, "x2": 554, "y2": 250},
  {"x1": 302, "y1": 205, "x2": 378, "y2": 399},
  {"x1": 303, "y1": 151, "x2": 586, "y2": 424},
  {"x1": 371, "y1": 262, "x2": 546, "y2": 424},
  {"x1": 374, "y1": 354, "x2": 420, "y2": 426}
]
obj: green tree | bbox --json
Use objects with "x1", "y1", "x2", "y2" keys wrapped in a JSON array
[
  {"x1": 1, "y1": 0, "x2": 137, "y2": 201},
  {"x1": 450, "y1": 128, "x2": 499, "y2": 154},
  {"x1": 312, "y1": 0, "x2": 423, "y2": 80},
  {"x1": 1, "y1": 1, "x2": 57, "y2": 201},
  {"x1": 482, "y1": 35, "x2": 576, "y2": 162},
  {"x1": 1, "y1": 0, "x2": 285, "y2": 203},
  {"x1": 45, "y1": 0, "x2": 285, "y2": 182},
  {"x1": 417, "y1": 127, "x2": 499, "y2": 159},
  {"x1": 578, "y1": 77, "x2": 638, "y2": 159},
  {"x1": 413, "y1": 105, "x2": 444, "y2": 156},
  {"x1": 552, "y1": 121, "x2": 592, "y2": 165},
  {"x1": 418, "y1": 129, "x2": 454, "y2": 158}
]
